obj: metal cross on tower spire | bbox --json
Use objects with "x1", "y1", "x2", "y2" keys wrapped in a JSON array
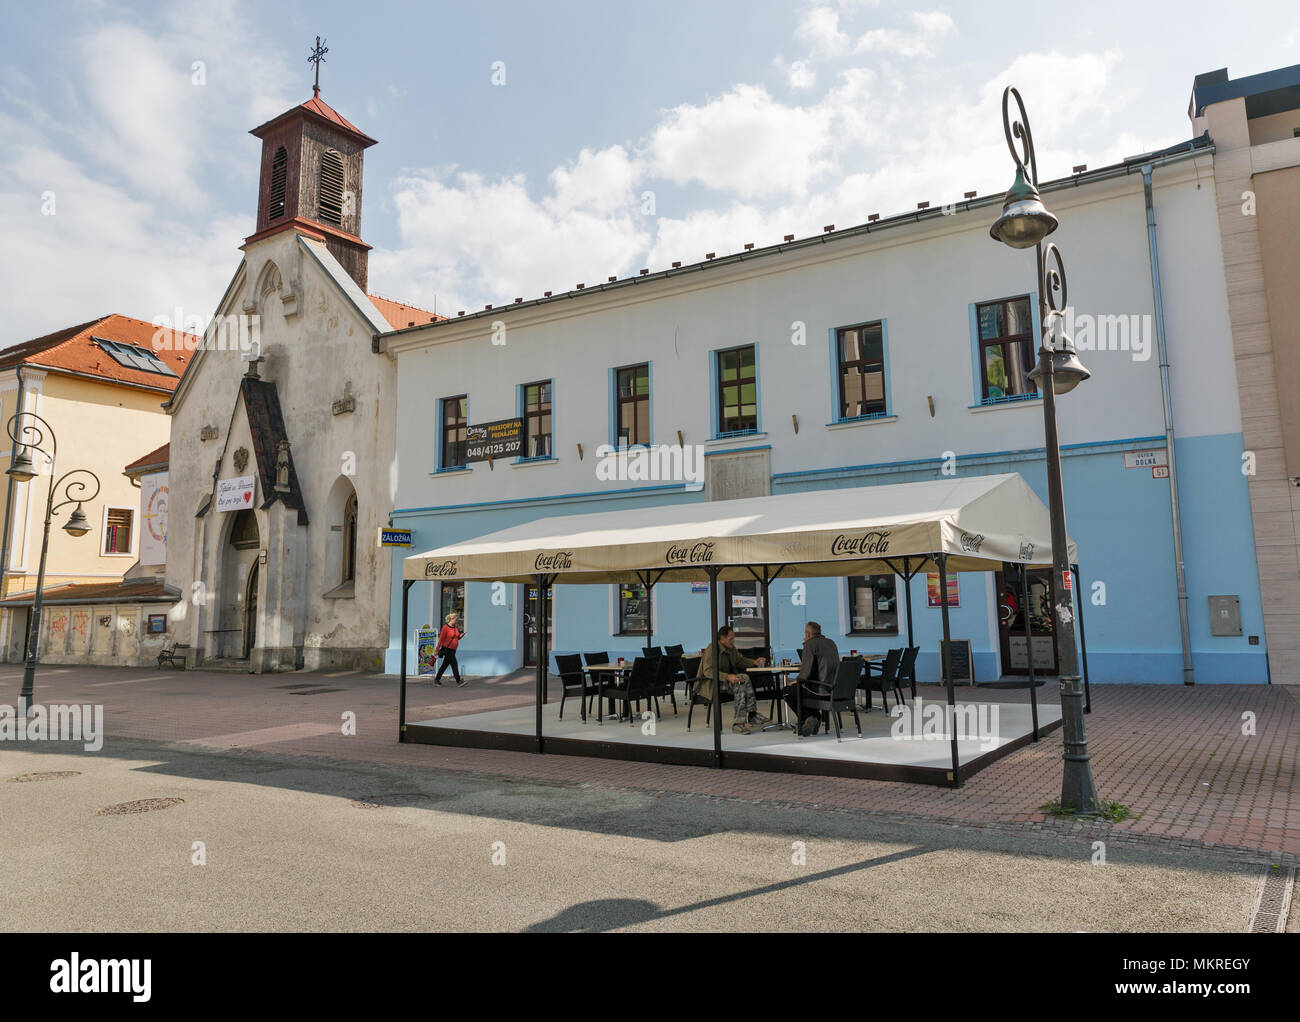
[{"x1": 308, "y1": 36, "x2": 329, "y2": 97}]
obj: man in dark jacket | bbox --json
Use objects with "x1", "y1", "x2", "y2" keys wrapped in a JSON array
[{"x1": 785, "y1": 621, "x2": 840, "y2": 736}]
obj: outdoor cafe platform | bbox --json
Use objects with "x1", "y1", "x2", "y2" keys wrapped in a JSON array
[
  {"x1": 404, "y1": 692, "x2": 1063, "y2": 787},
  {"x1": 400, "y1": 474, "x2": 1078, "y2": 788}
]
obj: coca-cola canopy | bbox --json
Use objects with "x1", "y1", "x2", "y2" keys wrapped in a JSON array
[{"x1": 403, "y1": 472, "x2": 1077, "y2": 584}]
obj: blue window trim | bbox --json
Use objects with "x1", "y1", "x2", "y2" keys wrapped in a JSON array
[
  {"x1": 710, "y1": 343, "x2": 761, "y2": 440},
  {"x1": 828, "y1": 319, "x2": 892, "y2": 423},
  {"x1": 609, "y1": 362, "x2": 653, "y2": 449},
  {"x1": 969, "y1": 294, "x2": 1041, "y2": 406},
  {"x1": 515, "y1": 378, "x2": 555, "y2": 464}
]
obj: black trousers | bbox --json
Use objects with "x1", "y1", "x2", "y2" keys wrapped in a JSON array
[
  {"x1": 434, "y1": 650, "x2": 462, "y2": 683},
  {"x1": 785, "y1": 683, "x2": 829, "y2": 723}
]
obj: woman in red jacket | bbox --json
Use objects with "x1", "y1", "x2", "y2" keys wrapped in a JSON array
[{"x1": 434, "y1": 612, "x2": 467, "y2": 687}]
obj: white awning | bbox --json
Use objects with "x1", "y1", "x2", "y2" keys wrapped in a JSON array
[{"x1": 403, "y1": 472, "x2": 1077, "y2": 584}]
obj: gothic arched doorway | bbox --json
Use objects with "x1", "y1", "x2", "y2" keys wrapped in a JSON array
[
  {"x1": 244, "y1": 560, "x2": 259, "y2": 659},
  {"x1": 221, "y1": 507, "x2": 260, "y2": 661}
]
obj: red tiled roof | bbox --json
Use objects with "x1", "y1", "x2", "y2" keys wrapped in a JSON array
[
  {"x1": 301, "y1": 94, "x2": 367, "y2": 136},
  {"x1": 0, "y1": 314, "x2": 197, "y2": 392},
  {"x1": 250, "y1": 95, "x2": 377, "y2": 147},
  {"x1": 367, "y1": 294, "x2": 444, "y2": 330},
  {"x1": 0, "y1": 579, "x2": 177, "y2": 607},
  {"x1": 124, "y1": 442, "x2": 169, "y2": 475}
]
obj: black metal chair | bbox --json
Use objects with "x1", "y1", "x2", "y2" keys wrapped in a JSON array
[
  {"x1": 649, "y1": 654, "x2": 680, "y2": 716},
  {"x1": 583, "y1": 651, "x2": 617, "y2": 716},
  {"x1": 802, "y1": 657, "x2": 864, "y2": 742},
  {"x1": 642, "y1": 646, "x2": 663, "y2": 660},
  {"x1": 686, "y1": 663, "x2": 734, "y2": 730},
  {"x1": 554, "y1": 653, "x2": 598, "y2": 721},
  {"x1": 682, "y1": 655, "x2": 701, "y2": 705},
  {"x1": 898, "y1": 646, "x2": 920, "y2": 699},
  {"x1": 601, "y1": 656, "x2": 657, "y2": 726},
  {"x1": 861, "y1": 648, "x2": 904, "y2": 712}
]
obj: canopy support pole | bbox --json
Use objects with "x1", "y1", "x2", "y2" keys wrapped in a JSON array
[
  {"x1": 707, "y1": 565, "x2": 722, "y2": 769},
  {"x1": 903, "y1": 558, "x2": 915, "y2": 650},
  {"x1": 938, "y1": 552, "x2": 960, "y2": 788},
  {"x1": 399, "y1": 579, "x2": 413, "y2": 742},
  {"x1": 1072, "y1": 563, "x2": 1092, "y2": 713},
  {"x1": 533, "y1": 573, "x2": 555, "y2": 754},
  {"x1": 883, "y1": 556, "x2": 921, "y2": 652},
  {"x1": 638, "y1": 569, "x2": 654, "y2": 652},
  {"x1": 1021, "y1": 566, "x2": 1040, "y2": 741},
  {"x1": 746, "y1": 565, "x2": 787, "y2": 659}
]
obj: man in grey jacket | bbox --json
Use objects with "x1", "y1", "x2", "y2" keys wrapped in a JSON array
[{"x1": 785, "y1": 621, "x2": 840, "y2": 736}]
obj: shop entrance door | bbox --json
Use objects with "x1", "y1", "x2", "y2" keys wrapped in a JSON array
[
  {"x1": 995, "y1": 564, "x2": 1059, "y2": 675},
  {"x1": 523, "y1": 584, "x2": 553, "y2": 667},
  {"x1": 724, "y1": 580, "x2": 765, "y2": 644}
]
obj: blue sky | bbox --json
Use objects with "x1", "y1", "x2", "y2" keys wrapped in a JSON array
[{"x1": 1, "y1": 0, "x2": 1296, "y2": 338}]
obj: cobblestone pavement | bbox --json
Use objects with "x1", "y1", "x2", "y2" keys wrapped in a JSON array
[{"x1": 3, "y1": 665, "x2": 1297, "y2": 863}]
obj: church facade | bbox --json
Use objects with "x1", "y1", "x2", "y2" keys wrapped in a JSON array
[{"x1": 164, "y1": 90, "x2": 433, "y2": 672}]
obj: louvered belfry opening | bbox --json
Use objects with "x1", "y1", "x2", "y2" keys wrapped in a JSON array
[
  {"x1": 268, "y1": 146, "x2": 288, "y2": 222},
  {"x1": 318, "y1": 150, "x2": 345, "y2": 226}
]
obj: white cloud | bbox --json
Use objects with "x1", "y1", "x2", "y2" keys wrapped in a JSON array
[
  {"x1": 371, "y1": 147, "x2": 652, "y2": 316},
  {"x1": 774, "y1": 56, "x2": 817, "y2": 90},
  {"x1": 0, "y1": 0, "x2": 298, "y2": 339},
  {"x1": 646, "y1": 84, "x2": 835, "y2": 199},
  {"x1": 854, "y1": 11, "x2": 957, "y2": 58},
  {"x1": 797, "y1": 7, "x2": 853, "y2": 59}
]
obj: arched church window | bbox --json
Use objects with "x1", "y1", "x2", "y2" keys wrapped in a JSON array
[
  {"x1": 343, "y1": 492, "x2": 358, "y2": 583},
  {"x1": 318, "y1": 150, "x2": 345, "y2": 226},
  {"x1": 268, "y1": 146, "x2": 288, "y2": 221}
]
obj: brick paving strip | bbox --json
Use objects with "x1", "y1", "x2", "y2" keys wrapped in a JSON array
[{"x1": 4, "y1": 667, "x2": 1298, "y2": 864}]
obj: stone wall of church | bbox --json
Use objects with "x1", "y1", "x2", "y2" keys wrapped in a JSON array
[{"x1": 165, "y1": 229, "x2": 397, "y2": 672}]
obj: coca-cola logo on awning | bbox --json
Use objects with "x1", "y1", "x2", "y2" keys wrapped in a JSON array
[
  {"x1": 830, "y1": 530, "x2": 891, "y2": 556},
  {"x1": 424, "y1": 560, "x2": 458, "y2": 577},
  {"x1": 665, "y1": 541, "x2": 715, "y2": 564},
  {"x1": 1018, "y1": 541, "x2": 1035, "y2": 561},
  {"x1": 535, "y1": 551, "x2": 574, "y2": 570},
  {"x1": 959, "y1": 532, "x2": 985, "y2": 553}
]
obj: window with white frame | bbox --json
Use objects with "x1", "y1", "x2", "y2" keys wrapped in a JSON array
[{"x1": 103, "y1": 507, "x2": 134, "y2": 555}]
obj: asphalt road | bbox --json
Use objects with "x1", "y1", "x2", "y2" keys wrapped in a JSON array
[{"x1": 0, "y1": 738, "x2": 1268, "y2": 932}]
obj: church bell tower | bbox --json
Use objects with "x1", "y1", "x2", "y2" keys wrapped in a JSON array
[{"x1": 245, "y1": 39, "x2": 377, "y2": 291}]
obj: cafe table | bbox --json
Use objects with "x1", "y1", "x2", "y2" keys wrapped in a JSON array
[{"x1": 582, "y1": 661, "x2": 632, "y2": 723}]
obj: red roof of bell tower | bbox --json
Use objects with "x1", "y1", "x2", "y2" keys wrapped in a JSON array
[{"x1": 249, "y1": 93, "x2": 377, "y2": 148}]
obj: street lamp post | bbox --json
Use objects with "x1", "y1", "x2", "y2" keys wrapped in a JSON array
[
  {"x1": 989, "y1": 86, "x2": 1100, "y2": 815},
  {"x1": 6, "y1": 412, "x2": 100, "y2": 711}
]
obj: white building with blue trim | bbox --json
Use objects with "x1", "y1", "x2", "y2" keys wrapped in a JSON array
[{"x1": 378, "y1": 117, "x2": 1273, "y2": 686}]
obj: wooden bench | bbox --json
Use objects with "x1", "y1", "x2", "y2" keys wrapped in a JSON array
[{"x1": 156, "y1": 643, "x2": 190, "y2": 670}]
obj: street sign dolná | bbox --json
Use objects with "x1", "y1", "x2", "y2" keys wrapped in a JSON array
[
  {"x1": 464, "y1": 418, "x2": 523, "y2": 463},
  {"x1": 379, "y1": 528, "x2": 414, "y2": 547}
]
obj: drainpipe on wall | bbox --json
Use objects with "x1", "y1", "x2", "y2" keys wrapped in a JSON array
[
  {"x1": 1142, "y1": 164, "x2": 1195, "y2": 685},
  {"x1": 0, "y1": 363, "x2": 27, "y2": 601}
]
